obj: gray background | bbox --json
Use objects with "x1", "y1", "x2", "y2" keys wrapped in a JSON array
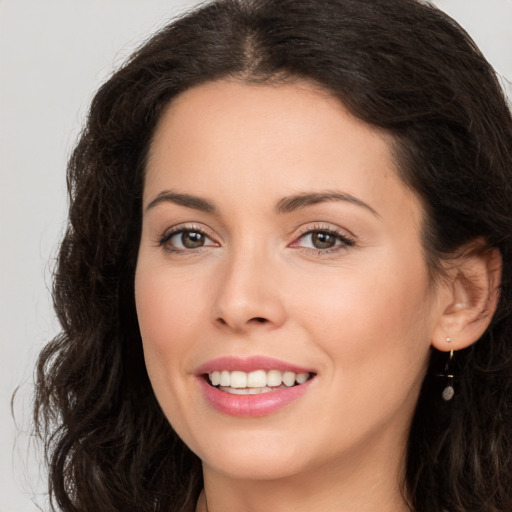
[{"x1": 1, "y1": 1, "x2": 511, "y2": 510}]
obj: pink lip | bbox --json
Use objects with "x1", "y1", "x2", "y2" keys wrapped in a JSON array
[
  {"x1": 198, "y1": 376, "x2": 314, "y2": 417},
  {"x1": 195, "y1": 356, "x2": 316, "y2": 417},
  {"x1": 195, "y1": 356, "x2": 313, "y2": 375}
]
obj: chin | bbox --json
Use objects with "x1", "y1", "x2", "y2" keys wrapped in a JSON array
[
  {"x1": 205, "y1": 453, "x2": 306, "y2": 482},
  {"x1": 189, "y1": 427, "x2": 311, "y2": 481}
]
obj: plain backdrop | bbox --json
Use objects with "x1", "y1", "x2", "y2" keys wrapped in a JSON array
[{"x1": 1, "y1": 1, "x2": 511, "y2": 511}]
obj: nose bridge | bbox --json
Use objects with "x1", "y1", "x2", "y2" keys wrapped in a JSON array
[{"x1": 213, "y1": 237, "x2": 285, "y2": 331}]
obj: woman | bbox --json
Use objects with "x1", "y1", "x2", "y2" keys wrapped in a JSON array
[{"x1": 34, "y1": 0, "x2": 512, "y2": 511}]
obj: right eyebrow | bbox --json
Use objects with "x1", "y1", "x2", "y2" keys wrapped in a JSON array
[
  {"x1": 275, "y1": 191, "x2": 380, "y2": 217},
  {"x1": 145, "y1": 190, "x2": 217, "y2": 214}
]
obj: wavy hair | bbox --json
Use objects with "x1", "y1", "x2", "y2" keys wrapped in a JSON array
[{"x1": 34, "y1": 0, "x2": 512, "y2": 510}]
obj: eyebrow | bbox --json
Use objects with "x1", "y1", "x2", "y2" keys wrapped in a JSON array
[
  {"x1": 146, "y1": 191, "x2": 217, "y2": 213},
  {"x1": 275, "y1": 191, "x2": 380, "y2": 217},
  {"x1": 145, "y1": 189, "x2": 379, "y2": 217}
]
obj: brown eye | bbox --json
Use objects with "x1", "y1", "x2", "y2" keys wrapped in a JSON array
[
  {"x1": 163, "y1": 229, "x2": 215, "y2": 250},
  {"x1": 179, "y1": 230, "x2": 205, "y2": 249},
  {"x1": 292, "y1": 229, "x2": 355, "y2": 252},
  {"x1": 311, "y1": 231, "x2": 338, "y2": 249}
]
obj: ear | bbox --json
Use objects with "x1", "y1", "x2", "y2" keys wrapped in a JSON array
[{"x1": 430, "y1": 241, "x2": 502, "y2": 352}]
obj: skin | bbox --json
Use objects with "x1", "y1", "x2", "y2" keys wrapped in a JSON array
[{"x1": 135, "y1": 80, "x2": 495, "y2": 512}]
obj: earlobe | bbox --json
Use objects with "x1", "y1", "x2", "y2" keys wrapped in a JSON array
[{"x1": 431, "y1": 243, "x2": 502, "y2": 352}]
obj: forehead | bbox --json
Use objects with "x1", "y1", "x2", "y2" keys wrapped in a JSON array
[{"x1": 144, "y1": 79, "x2": 422, "y2": 226}]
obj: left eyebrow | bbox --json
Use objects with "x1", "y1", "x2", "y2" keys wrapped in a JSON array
[
  {"x1": 275, "y1": 191, "x2": 380, "y2": 217},
  {"x1": 145, "y1": 190, "x2": 217, "y2": 214}
]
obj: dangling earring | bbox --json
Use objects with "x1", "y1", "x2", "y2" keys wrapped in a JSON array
[{"x1": 441, "y1": 349, "x2": 455, "y2": 401}]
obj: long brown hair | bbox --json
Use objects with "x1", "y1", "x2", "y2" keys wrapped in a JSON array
[{"x1": 34, "y1": 1, "x2": 512, "y2": 510}]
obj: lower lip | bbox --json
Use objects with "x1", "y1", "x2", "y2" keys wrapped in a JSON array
[{"x1": 198, "y1": 377, "x2": 314, "y2": 417}]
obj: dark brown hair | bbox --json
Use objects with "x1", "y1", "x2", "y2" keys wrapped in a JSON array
[{"x1": 34, "y1": 0, "x2": 512, "y2": 510}]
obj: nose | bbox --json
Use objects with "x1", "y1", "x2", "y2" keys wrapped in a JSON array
[{"x1": 212, "y1": 247, "x2": 286, "y2": 333}]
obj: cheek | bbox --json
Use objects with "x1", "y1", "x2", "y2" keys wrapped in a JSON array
[
  {"x1": 294, "y1": 263, "x2": 433, "y2": 446},
  {"x1": 134, "y1": 261, "x2": 213, "y2": 435},
  {"x1": 134, "y1": 262, "x2": 209, "y2": 373},
  {"x1": 293, "y1": 252, "x2": 433, "y2": 381}
]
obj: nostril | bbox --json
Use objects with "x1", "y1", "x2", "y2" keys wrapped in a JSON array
[{"x1": 215, "y1": 316, "x2": 270, "y2": 328}]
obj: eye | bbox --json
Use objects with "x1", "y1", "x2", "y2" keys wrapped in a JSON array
[
  {"x1": 303, "y1": 231, "x2": 339, "y2": 249},
  {"x1": 291, "y1": 228, "x2": 355, "y2": 252},
  {"x1": 159, "y1": 228, "x2": 217, "y2": 251},
  {"x1": 171, "y1": 230, "x2": 207, "y2": 249}
]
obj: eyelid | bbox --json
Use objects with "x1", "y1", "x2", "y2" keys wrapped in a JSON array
[
  {"x1": 289, "y1": 223, "x2": 357, "y2": 251},
  {"x1": 156, "y1": 223, "x2": 219, "y2": 249},
  {"x1": 294, "y1": 222, "x2": 355, "y2": 240}
]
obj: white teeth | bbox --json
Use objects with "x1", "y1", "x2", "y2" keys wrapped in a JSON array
[
  {"x1": 228, "y1": 387, "x2": 251, "y2": 395},
  {"x1": 208, "y1": 369, "x2": 312, "y2": 389},
  {"x1": 210, "y1": 371, "x2": 221, "y2": 386},
  {"x1": 220, "y1": 370, "x2": 230, "y2": 387},
  {"x1": 267, "y1": 369, "x2": 282, "y2": 387},
  {"x1": 230, "y1": 371, "x2": 247, "y2": 389},
  {"x1": 296, "y1": 372, "x2": 309, "y2": 384},
  {"x1": 282, "y1": 371, "x2": 295, "y2": 387},
  {"x1": 247, "y1": 370, "x2": 267, "y2": 387},
  {"x1": 220, "y1": 386, "x2": 274, "y2": 395}
]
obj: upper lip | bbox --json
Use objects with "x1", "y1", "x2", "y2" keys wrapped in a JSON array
[{"x1": 195, "y1": 356, "x2": 315, "y2": 375}]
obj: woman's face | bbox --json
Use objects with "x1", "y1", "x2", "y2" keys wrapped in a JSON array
[{"x1": 135, "y1": 80, "x2": 445, "y2": 482}]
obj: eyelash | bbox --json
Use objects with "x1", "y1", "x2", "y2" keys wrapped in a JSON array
[
  {"x1": 157, "y1": 224, "x2": 356, "y2": 255},
  {"x1": 292, "y1": 225, "x2": 356, "y2": 254},
  {"x1": 157, "y1": 224, "x2": 216, "y2": 253}
]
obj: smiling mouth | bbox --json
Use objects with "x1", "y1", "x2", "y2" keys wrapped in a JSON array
[{"x1": 205, "y1": 369, "x2": 315, "y2": 395}]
